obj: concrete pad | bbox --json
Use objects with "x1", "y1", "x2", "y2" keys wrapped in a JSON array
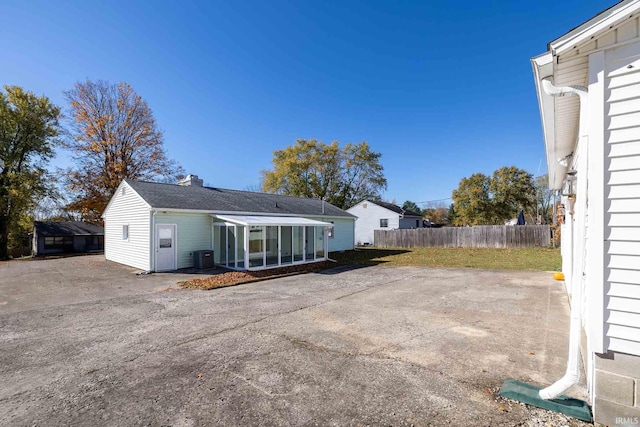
[
  {"x1": 0, "y1": 261, "x2": 589, "y2": 426},
  {"x1": 0, "y1": 255, "x2": 218, "y2": 314}
]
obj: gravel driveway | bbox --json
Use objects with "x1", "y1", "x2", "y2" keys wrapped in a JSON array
[{"x1": 0, "y1": 256, "x2": 591, "y2": 426}]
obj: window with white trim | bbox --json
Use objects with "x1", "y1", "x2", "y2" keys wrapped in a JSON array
[
  {"x1": 328, "y1": 221, "x2": 334, "y2": 238},
  {"x1": 122, "y1": 225, "x2": 129, "y2": 240},
  {"x1": 380, "y1": 219, "x2": 388, "y2": 228}
]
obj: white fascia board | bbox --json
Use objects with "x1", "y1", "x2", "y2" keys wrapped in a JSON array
[
  {"x1": 213, "y1": 214, "x2": 333, "y2": 227},
  {"x1": 101, "y1": 180, "x2": 152, "y2": 218},
  {"x1": 532, "y1": 52, "x2": 565, "y2": 190},
  {"x1": 152, "y1": 208, "x2": 305, "y2": 216},
  {"x1": 550, "y1": 0, "x2": 640, "y2": 55}
]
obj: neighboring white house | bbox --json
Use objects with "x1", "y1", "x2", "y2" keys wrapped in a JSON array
[
  {"x1": 347, "y1": 200, "x2": 423, "y2": 246},
  {"x1": 103, "y1": 175, "x2": 355, "y2": 272},
  {"x1": 532, "y1": 1, "x2": 640, "y2": 424}
]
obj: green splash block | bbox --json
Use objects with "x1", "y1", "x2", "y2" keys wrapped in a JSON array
[{"x1": 499, "y1": 379, "x2": 592, "y2": 422}]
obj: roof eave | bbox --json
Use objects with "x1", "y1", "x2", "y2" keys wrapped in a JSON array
[
  {"x1": 532, "y1": 1, "x2": 640, "y2": 190},
  {"x1": 150, "y1": 207, "x2": 356, "y2": 218},
  {"x1": 532, "y1": 52, "x2": 566, "y2": 190},
  {"x1": 213, "y1": 214, "x2": 334, "y2": 227},
  {"x1": 550, "y1": 0, "x2": 640, "y2": 55}
]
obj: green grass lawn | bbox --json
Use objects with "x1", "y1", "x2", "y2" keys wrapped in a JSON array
[
  {"x1": 181, "y1": 247, "x2": 561, "y2": 290},
  {"x1": 330, "y1": 247, "x2": 561, "y2": 271}
]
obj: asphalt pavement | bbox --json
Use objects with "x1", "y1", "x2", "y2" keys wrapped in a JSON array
[{"x1": 0, "y1": 256, "x2": 589, "y2": 426}]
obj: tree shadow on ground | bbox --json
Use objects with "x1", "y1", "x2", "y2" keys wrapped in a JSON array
[
  {"x1": 329, "y1": 248, "x2": 410, "y2": 265},
  {"x1": 317, "y1": 248, "x2": 410, "y2": 275}
]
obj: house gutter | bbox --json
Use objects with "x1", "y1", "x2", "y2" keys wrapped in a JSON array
[
  {"x1": 538, "y1": 79, "x2": 588, "y2": 401},
  {"x1": 149, "y1": 207, "x2": 356, "y2": 219},
  {"x1": 532, "y1": 53, "x2": 564, "y2": 190}
]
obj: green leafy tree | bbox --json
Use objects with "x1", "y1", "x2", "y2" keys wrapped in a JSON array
[
  {"x1": 490, "y1": 166, "x2": 535, "y2": 221},
  {"x1": 447, "y1": 203, "x2": 457, "y2": 225},
  {"x1": 402, "y1": 200, "x2": 421, "y2": 214},
  {"x1": 451, "y1": 173, "x2": 493, "y2": 225},
  {"x1": 64, "y1": 80, "x2": 183, "y2": 223},
  {"x1": 262, "y1": 139, "x2": 387, "y2": 210},
  {"x1": 451, "y1": 166, "x2": 535, "y2": 226},
  {"x1": 0, "y1": 86, "x2": 61, "y2": 259}
]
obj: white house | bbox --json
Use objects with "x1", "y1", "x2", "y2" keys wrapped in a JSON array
[
  {"x1": 532, "y1": 1, "x2": 640, "y2": 424},
  {"x1": 347, "y1": 200, "x2": 423, "y2": 246},
  {"x1": 103, "y1": 175, "x2": 355, "y2": 272}
]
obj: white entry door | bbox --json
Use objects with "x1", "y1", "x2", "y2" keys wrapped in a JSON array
[{"x1": 156, "y1": 224, "x2": 177, "y2": 271}]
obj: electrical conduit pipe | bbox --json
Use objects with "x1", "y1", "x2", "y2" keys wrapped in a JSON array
[{"x1": 538, "y1": 79, "x2": 588, "y2": 400}]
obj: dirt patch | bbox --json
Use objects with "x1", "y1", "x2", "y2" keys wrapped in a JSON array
[{"x1": 179, "y1": 262, "x2": 333, "y2": 290}]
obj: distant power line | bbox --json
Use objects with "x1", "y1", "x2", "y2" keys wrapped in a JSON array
[{"x1": 416, "y1": 198, "x2": 452, "y2": 206}]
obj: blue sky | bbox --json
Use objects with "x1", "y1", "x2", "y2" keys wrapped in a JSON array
[{"x1": 1, "y1": 0, "x2": 614, "y2": 207}]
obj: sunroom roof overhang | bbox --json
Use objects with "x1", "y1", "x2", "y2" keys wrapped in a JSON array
[{"x1": 212, "y1": 215, "x2": 333, "y2": 227}]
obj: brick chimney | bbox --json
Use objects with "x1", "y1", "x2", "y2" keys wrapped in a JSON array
[{"x1": 178, "y1": 174, "x2": 204, "y2": 187}]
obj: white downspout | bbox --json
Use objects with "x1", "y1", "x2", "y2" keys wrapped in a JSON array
[
  {"x1": 538, "y1": 79, "x2": 588, "y2": 400},
  {"x1": 151, "y1": 210, "x2": 157, "y2": 272}
]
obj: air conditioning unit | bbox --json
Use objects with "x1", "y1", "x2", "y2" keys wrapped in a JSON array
[{"x1": 193, "y1": 250, "x2": 214, "y2": 269}]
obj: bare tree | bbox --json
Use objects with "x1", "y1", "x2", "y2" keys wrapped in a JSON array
[
  {"x1": 531, "y1": 175, "x2": 555, "y2": 224},
  {"x1": 64, "y1": 80, "x2": 183, "y2": 222}
]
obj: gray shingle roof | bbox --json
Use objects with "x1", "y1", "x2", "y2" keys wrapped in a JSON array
[
  {"x1": 125, "y1": 180, "x2": 355, "y2": 218},
  {"x1": 35, "y1": 221, "x2": 104, "y2": 236},
  {"x1": 369, "y1": 200, "x2": 422, "y2": 217}
]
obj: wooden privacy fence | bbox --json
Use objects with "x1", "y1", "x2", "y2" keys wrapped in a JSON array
[{"x1": 374, "y1": 225, "x2": 551, "y2": 249}]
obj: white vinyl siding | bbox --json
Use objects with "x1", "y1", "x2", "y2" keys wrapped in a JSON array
[
  {"x1": 103, "y1": 182, "x2": 151, "y2": 271},
  {"x1": 347, "y1": 201, "x2": 400, "y2": 246},
  {"x1": 155, "y1": 212, "x2": 213, "y2": 269},
  {"x1": 568, "y1": 143, "x2": 588, "y2": 298},
  {"x1": 603, "y1": 41, "x2": 640, "y2": 355},
  {"x1": 553, "y1": 15, "x2": 640, "y2": 182}
]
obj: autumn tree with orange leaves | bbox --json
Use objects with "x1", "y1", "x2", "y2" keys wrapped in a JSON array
[{"x1": 64, "y1": 80, "x2": 183, "y2": 222}]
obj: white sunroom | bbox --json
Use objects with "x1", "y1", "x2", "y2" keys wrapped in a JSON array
[{"x1": 212, "y1": 215, "x2": 333, "y2": 270}]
